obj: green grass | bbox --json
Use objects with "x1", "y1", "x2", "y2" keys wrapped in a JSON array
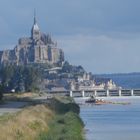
[
  {"x1": 37, "y1": 97, "x2": 85, "y2": 140},
  {"x1": 47, "y1": 97, "x2": 80, "y2": 114},
  {"x1": 37, "y1": 112, "x2": 84, "y2": 140}
]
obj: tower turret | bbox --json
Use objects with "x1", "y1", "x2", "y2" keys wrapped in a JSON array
[{"x1": 31, "y1": 11, "x2": 41, "y2": 41}]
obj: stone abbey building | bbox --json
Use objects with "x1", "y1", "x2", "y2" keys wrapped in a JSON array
[{"x1": 0, "y1": 16, "x2": 64, "y2": 65}]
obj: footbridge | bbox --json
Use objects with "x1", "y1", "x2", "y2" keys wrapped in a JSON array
[{"x1": 47, "y1": 89, "x2": 140, "y2": 97}]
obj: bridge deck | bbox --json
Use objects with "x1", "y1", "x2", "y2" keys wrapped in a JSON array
[{"x1": 47, "y1": 89, "x2": 140, "y2": 97}]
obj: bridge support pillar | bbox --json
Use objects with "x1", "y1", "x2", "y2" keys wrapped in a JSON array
[
  {"x1": 82, "y1": 90, "x2": 85, "y2": 97},
  {"x1": 131, "y1": 89, "x2": 134, "y2": 96},
  {"x1": 94, "y1": 90, "x2": 97, "y2": 97},
  {"x1": 70, "y1": 91, "x2": 73, "y2": 97},
  {"x1": 119, "y1": 90, "x2": 121, "y2": 96},
  {"x1": 106, "y1": 89, "x2": 109, "y2": 97}
]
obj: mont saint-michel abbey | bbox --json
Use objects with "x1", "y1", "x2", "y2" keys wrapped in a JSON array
[{"x1": 0, "y1": 15, "x2": 64, "y2": 65}]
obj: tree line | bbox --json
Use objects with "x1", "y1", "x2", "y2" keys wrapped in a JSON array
[{"x1": 0, "y1": 65, "x2": 42, "y2": 97}]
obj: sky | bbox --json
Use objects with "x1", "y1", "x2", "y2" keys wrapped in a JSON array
[{"x1": 0, "y1": 0, "x2": 140, "y2": 74}]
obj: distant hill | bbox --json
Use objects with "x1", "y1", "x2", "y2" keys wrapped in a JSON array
[{"x1": 96, "y1": 73, "x2": 140, "y2": 89}]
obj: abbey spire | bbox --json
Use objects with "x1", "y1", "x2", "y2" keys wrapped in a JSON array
[
  {"x1": 31, "y1": 10, "x2": 41, "y2": 41},
  {"x1": 34, "y1": 9, "x2": 37, "y2": 24}
]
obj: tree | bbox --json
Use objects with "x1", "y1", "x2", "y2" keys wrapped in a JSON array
[
  {"x1": 23, "y1": 66, "x2": 42, "y2": 92},
  {"x1": 0, "y1": 65, "x2": 42, "y2": 93},
  {"x1": 0, "y1": 65, "x2": 15, "y2": 92},
  {"x1": 62, "y1": 61, "x2": 73, "y2": 73},
  {"x1": 0, "y1": 84, "x2": 3, "y2": 100}
]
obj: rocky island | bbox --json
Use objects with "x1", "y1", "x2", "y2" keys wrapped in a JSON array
[{"x1": 0, "y1": 14, "x2": 119, "y2": 94}]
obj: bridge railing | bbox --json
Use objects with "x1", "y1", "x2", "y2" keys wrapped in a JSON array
[{"x1": 46, "y1": 89, "x2": 140, "y2": 97}]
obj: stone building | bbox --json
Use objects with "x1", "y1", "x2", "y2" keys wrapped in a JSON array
[{"x1": 0, "y1": 15, "x2": 64, "y2": 65}]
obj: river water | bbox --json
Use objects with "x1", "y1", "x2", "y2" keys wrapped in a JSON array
[{"x1": 78, "y1": 97, "x2": 140, "y2": 140}]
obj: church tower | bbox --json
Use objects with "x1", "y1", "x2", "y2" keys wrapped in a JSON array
[{"x1": 31, "y1": 11, "x2": 41, "y2": 41}]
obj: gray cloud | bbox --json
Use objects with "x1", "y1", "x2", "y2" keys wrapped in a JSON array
[{"x1": 57, "y1": 34, "x2": 140, "y2": 73}]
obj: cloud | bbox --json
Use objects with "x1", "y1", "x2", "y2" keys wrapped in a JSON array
[
  {"x1": 56, "y1": 33, "x2": 140, "y2": 73},
  {"x1": 0, "y1": 0, "x2": 140, "y2": 73}
]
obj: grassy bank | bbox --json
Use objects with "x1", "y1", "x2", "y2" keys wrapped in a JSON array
[
  {"x1": 0, "y1": 96, "x2": 84, "y2": 140},
  {"x1": 38, "y1": 97, "x2": 84, "y2": 140},
  {"x1": 0, "y1": 105, "x2": 53, "y2": 140}
]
